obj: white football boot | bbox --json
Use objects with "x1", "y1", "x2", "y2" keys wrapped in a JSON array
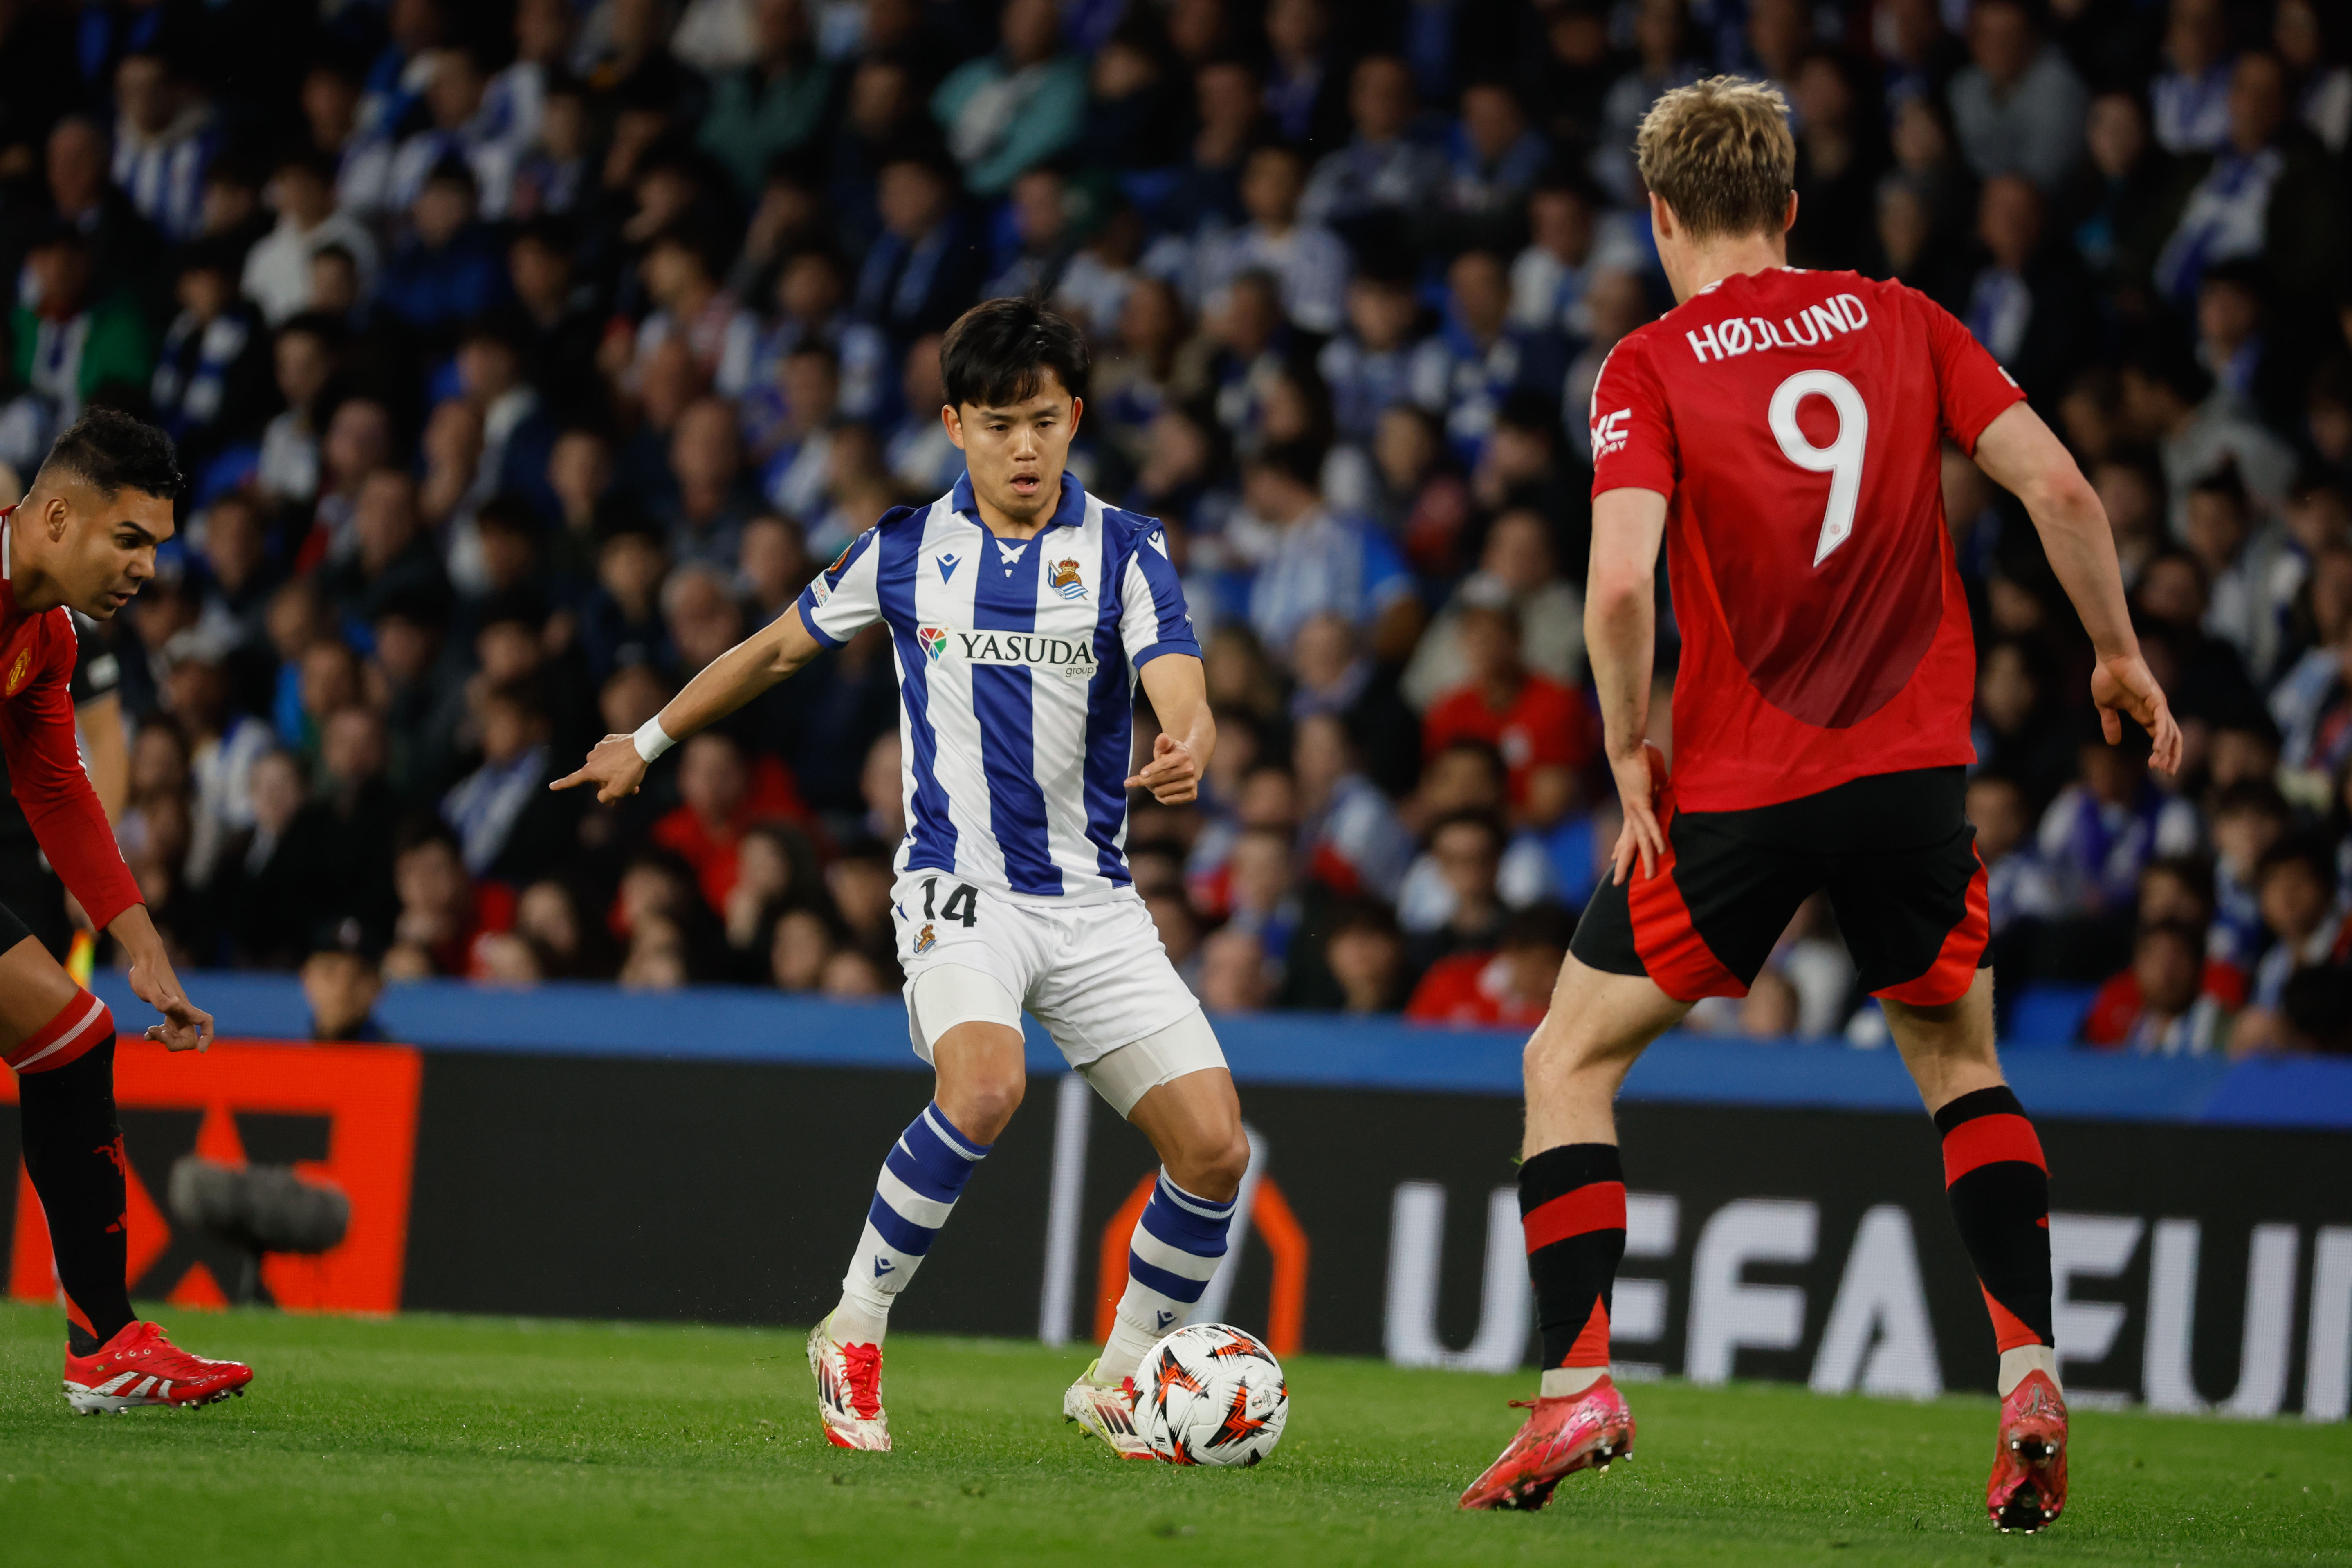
[
  {"x1": 1063, "y1": 1357, "x2": 1156, "y2": 1459},
  {"x1": 807, "y1": 1314, "x2": 890, "y2": 1451}
]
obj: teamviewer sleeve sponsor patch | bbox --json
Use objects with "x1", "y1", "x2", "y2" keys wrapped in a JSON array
[{"x1": 1589, "y1": 333, "x2": 1678, "y2": 501}]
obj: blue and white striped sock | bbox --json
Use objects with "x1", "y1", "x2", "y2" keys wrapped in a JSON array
[
  {"x1": 1099, "y1": 1171, "x2": 1238, "y2": 1382},
  {"x1": 832, "y1": 1103, "x2": 991, "y2": 1345}
]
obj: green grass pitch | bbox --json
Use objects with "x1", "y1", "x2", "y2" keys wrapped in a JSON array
[{"x1": 0, "y1": 1302, "x2": 2343, "y2": 1566}]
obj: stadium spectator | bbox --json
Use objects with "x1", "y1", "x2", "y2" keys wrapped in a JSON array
[
  {"x1": 2081, "y1": 921, "x2": 2233, "y2": 1056},
  {"x1": 1405, "y1": 900, "x2": 1576, "y2": 1028},
  {"x1": 2233, "y1": 836, "x2": 2352, "y2": 1051},
  {"x1": 1947, "y1": 0, "x2": 2087, "y2": 194},
  {"x1": 1192, "y1": 144, "x2": 1349, "y2": 337},
  {"x1": 1421, "y1": 589, "x2": 1590, "y2": 830},
  {"x1": 303, "y1": 919, "x2": 388, "y2": 1042},
  {"x1": 931, "y1": 0, "x2": 1086, "y2": 197}
]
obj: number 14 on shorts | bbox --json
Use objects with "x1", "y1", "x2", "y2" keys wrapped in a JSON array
[{"x1": 922, "y1": 877, "x2": 979, "y2": 928}]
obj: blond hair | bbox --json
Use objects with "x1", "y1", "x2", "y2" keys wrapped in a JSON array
[{"x1": 1634, "y1": 76, "x2": 1796, "y2": 242}]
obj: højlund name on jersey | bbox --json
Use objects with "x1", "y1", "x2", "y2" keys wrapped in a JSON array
[
  {"x1": 1685, "y1": 293, "x2": 1871, "y2": 364},
  {"x1": 916, "y1": 625, "x2": 1100, "y2": 676}
]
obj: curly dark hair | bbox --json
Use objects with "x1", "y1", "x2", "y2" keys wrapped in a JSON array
[{"x1": 38, "y1": 408, "x2": 182, "y2": 502}]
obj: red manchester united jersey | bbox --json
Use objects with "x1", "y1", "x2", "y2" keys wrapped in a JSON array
[
  {"x1": 1589, "y1": 267, "x2": 2024, "y2": 812},
  {"x1": 0, "y1": 507, "x2": 142, "y2": 932}
]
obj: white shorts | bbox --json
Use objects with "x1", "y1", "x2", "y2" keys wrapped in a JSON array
[{"x1": 893, "y1": 872, "x2": 1210, "y2": 1079}]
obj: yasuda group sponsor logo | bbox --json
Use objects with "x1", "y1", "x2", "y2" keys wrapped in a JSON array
[{"x1": 915, "y1": 627, "x2": 1100, "y2": 677}]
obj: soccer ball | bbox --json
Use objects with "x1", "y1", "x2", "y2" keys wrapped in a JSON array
[{"x1": 1131, "y1": 1323, "x2": 1288, "y2": 1467}]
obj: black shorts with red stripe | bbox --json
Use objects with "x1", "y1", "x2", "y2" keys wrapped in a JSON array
[{"x1": 1571, "y1": 765, "x2": 1989, "y2": 1008}]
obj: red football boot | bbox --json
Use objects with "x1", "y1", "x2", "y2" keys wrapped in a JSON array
[
  {"x1": 63, "y1": 1321, "x2": 253, "y2": 1413},
  {"x1": 1986, "y1": 1369, "x2": 2068, "y2": 1533},
  {"x1": 1459, "y1": 1375, "x2": 1635, "y2": 1511}
]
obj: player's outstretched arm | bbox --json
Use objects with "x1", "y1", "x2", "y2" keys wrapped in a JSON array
[
  {"x1": 552, "y1": 604, "x2": 828, "y2": 803},
  {"x1": 1970, "y1": 402, "x2": 2183, "y2": 775},
  {"x1": 109, "y1": 903, "x2": 213, "y2": 1051},
  {"x1": 1588, "y1": 486, "x2": 1672, "y2": 884},
  {"x1": 1130, "y1": 653, "x2": 1216, "y2": 804}
]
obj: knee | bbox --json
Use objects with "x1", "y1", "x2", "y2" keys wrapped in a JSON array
[
  {"x1": 940, "y1": 1065, "x2": 1026, "y2": 1142},
  {"x1": 1523, "y1": 1021, "x2": 1621, "y2": 1084},
  {"x1": 1174, "y1": 1123, "x2": 1251, "y2": 1201}
]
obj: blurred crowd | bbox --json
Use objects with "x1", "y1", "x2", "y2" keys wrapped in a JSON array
[{"x1": 14, "y1": 0, "x2": 2351, "y2": 1052}]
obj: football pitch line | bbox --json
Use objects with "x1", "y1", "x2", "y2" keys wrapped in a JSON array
[{"x1": 0, "y1": 1302, "x2": 2342, "y2": 1567}]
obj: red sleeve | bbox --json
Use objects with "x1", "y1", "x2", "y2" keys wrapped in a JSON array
[
  {"x1": 1912, "y1": 287, "x2": 2027, "y2": 455},
  {"x1": 0, "y1": 614, "x2": 141, "y2": 932},
  {"x1": 1587, "y1": 330, "x2": 1678, "y2": 500}
]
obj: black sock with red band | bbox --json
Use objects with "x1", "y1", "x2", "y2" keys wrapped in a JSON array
[
  {"x1": 1519, "y1": 1144, "x2": 1627, "y2": 1371},
  {"x1": 18, "y1": 1037, "x2": 135, "y2": 1355},
  {"x1": 1936, "y1": 1085, "x2": 2054, "y2": 1351}
]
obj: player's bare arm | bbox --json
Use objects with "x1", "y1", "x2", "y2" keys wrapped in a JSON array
[
  {"x1": 1129, "y1": 653, "x2": 1215, "y2": 804},
  {"x1": 109, "y1": 902, "x2": 211, "y2": 1051},
  {"x1": 553, "y1": 604, "x2": 826, "y2": 803},
  {"x1": 1585, "y1": 486, "x2": 1669, "y2": 883},
  {"x1": 0, "y1": 409, "x2": 250, "y2": 1411},
  {"x1": 1970, "y1": 402, "x2": 2182, "y2": 775}
]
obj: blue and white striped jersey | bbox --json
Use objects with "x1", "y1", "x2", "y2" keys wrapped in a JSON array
[{"x1": 796, "y1": 474, "x2": 1200, "y2": 904}]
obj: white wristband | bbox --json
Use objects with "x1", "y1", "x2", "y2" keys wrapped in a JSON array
[{"x1": 632, "y1": 717, "x2": 675, "y2": 763}]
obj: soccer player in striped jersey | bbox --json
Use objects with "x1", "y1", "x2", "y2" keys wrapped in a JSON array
[{"x1": 557, "y1": 298, "x2": 1247, "y2": 1458}]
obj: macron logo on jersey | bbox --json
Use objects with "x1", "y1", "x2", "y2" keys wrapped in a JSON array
[
  {"x1": 1687, "y1": 293, "x2": 1871, "y2": 363},
  {"x1": 1591, "y1": 408, "x2": 1632, "y2": 461}
]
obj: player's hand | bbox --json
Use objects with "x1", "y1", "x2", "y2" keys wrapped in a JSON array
[
  {"x1": 1126, "y1": 732, "x2": 1201, "y2": 804},
  {"x1": 1608, "y1": 742, "x2": 1670, "y2": 886},
  {"x1": 552, "y1": 734, "x2": 651, "y2": 803},
  {"x1": 127, "y1": 948, "x2": 212, "y2": 1053},
  {"x1": 2089, "y1": 653, "x2": 2183, "y2": 776}
]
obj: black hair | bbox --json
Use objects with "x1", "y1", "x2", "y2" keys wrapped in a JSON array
[
  {"x1": 2258, "y1": 832, "x2": 2337, "y2": 894},
  {"x1": 277, "y1": 146, "x2": 341, "y2": 183},
  {"x1": 2133, "y1": 917, "x2": 2204, "y2": 955},
  {"x1": 514, "y1": 214, "x2": 576, "y2": 254},
  {"x1": 1250, "y1": 437, "x2": 1324, "y2": 489},
  {"x1": 2125, "y1": 335, "x2": 2211, "y2": 406},
  {"x1": 37, "y1": 408, "x2": 182, "y2": 502},
  {"x1": 175, "y1": 234, "x2": 248, "y2": 281},
  {"x1": 2213, "y1": 707, "x2": 2282, "y2": 748},
  {"x1": 1431, "y1": 736, "x2": 1507, "y2": 779},
  {"x1": 1427, "y1": 807, "x2": 1508, "y2": 853},
  {"x1": 2211, "y1": 777, "x2": 2291, "y2": 822},
  {"x1": 2190, "y1": 459, "x2": 2249, "y2": 508},
  {"x1": 475, "y1": 493, "x2": 543, "y2": 539},
  {"x1": 423, "y1": 155, "x2": 477, "y2": 195},
  {"x1": 648, "y1": 222, "x2": 722, "y2": 279},
  {"x1": 2140, "y1": 852, "x2": 2216, "y2": 914},
  {"x1": 939, "y1": 296, "x2": 1090, "y2": 409},
  {"x1": 278, "y1": 309, "x2": 349, "y2": 350}
]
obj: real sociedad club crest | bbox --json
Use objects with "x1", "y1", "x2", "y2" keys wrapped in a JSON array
[
  {"x1": 914, "y1": 923, "x2": 936, "y2": 954},
  {"x1": 918, "y1": 626, "x2": 949, "y2": 662},
  {"x1": 1049, "y1": 559, "x2": 1086, "y2": 599}
]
